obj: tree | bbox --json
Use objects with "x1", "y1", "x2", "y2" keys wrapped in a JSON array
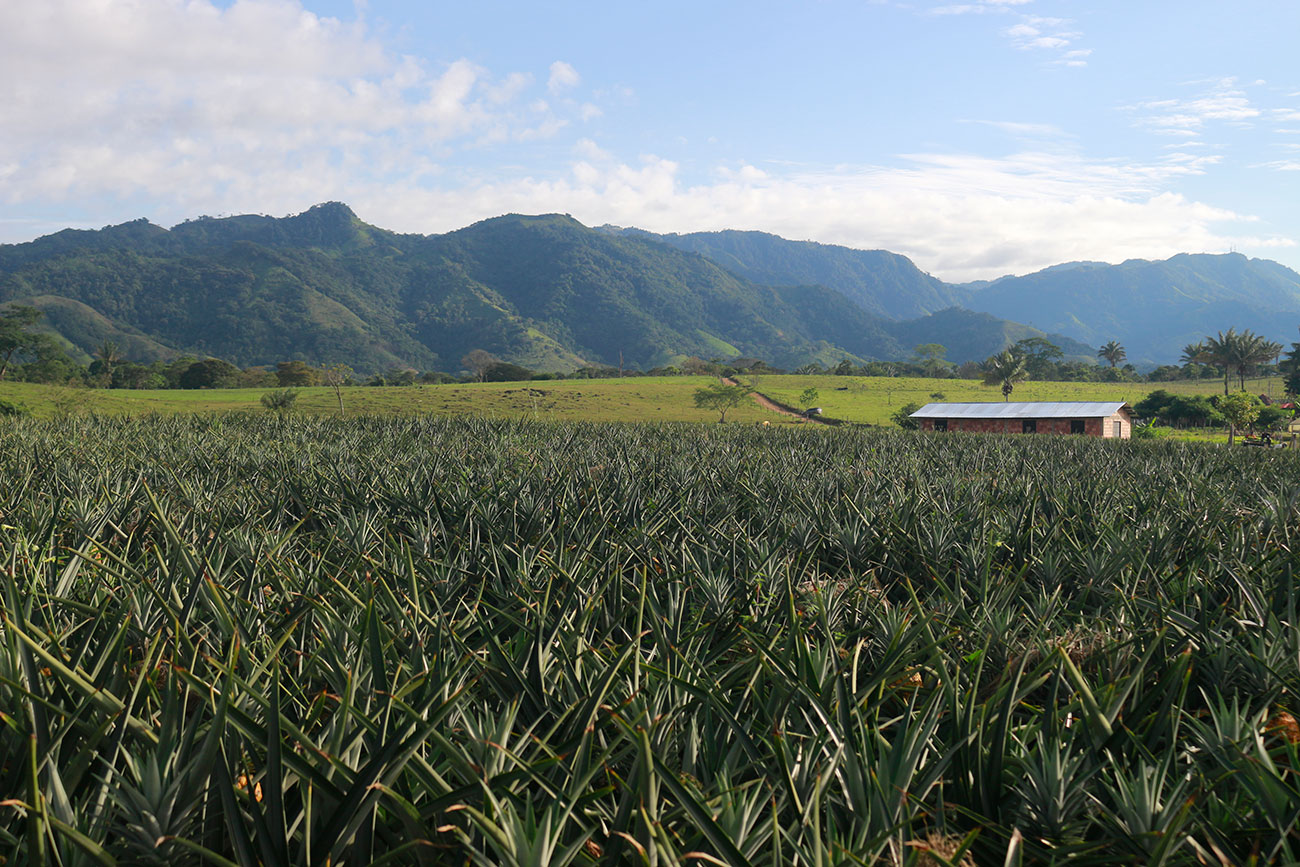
[
  {"x1": 462, "y1": 349, "x2": 498, "y2": 382},
  {"x1": 0, "y1": 306, "x2": 46, "y2": 381},
  {"x1": 322, "y1": 363, "x2": 353, "y2": 416},
  {"x1": 682, "y1": 357, "x2": 719, "y2": 377},
  {"x1": 693, "y1": 383, "x2": 750, "y2": 423},
  {"x1": 1097, "y1": 340, "x2": 1126, "y2": 368},
  {"x1": 1227, "y1": 330, "x2": 1281, "y2": 391},
  {"x1": 1133, "y1": 389, "x2": 1176, "y2": 422},
  {"x1": 981, "y1": 351, "x2": 1028, "y2": 401},
  {"x1": 798, "y1": 387, "x2": 820, "y2": 411},
  {"x1": 13, "y1": 333, "x2": 73, "y2": 384},
  {"x1": 276, "y1": 360, "x2": 319, "y2": 387},
  {"x1": 1179, "y1": 342, "x2": 1207, "y2": 367},
  {"x1": 1217, "y1": 391, "x2": 1259, "y2": 446},
  {"x1": 179, "y1": 358, "x2": 240, "y2": 389},
  {"x1": 96, "y1": 341, "x2": 123, "y2": 377},
  {"x1": 892, "y1": 401, "x2": 922, "y2": 430},
  {"x1": 1009, "y1": 337, "x2": 1063, "y2": 379},
  {"x1": 1200, "y1": 328, "x2": 1282, "y2": 394},
  {"x1": 483, "y1": 361, "x2": 535, "y2": 382},
  {"x1": 912, "y1": 343, "x2": 950, "y2": 378}
]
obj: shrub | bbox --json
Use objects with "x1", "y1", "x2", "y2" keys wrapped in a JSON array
[
  {"x1": 892, "y1": 401, "x2": 922, "y2": 429},
  {"x1": 1131, "y1": 420, "x2": 1168, "y2": 439},
  {"x1": 260, "y1": 388, "x2": 299, "y2": 412},
  {"x1": 1256, "y1": 405, "x2": 1290, "y2": 430}
]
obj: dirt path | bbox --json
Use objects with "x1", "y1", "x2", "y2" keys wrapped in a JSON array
[{"x1": 722, "y1": 377, "x2": 829, "y2": 423}]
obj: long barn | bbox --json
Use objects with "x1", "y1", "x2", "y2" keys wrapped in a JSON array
[{"x1": 909, "y1": 401, "x2": 1133, "y2": 438}]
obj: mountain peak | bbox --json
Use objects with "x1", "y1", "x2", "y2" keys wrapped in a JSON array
[
  {"x1": 279, "y1": 202, "x2": 368, "y2": 247},
  {"x1": 300, "y1": 201, "x2": 358, "y2": 221}
]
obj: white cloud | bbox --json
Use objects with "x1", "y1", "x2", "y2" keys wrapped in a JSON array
[
  {"x1": 1055, "y1": 48, "x2": 1091, "y2": 67},
  {"x1": 930, "y1": 0, "x2": 1033, "y2": 14},
  {"x1": 1130, "y1": 78, "x2": 1262, "y2": 136},
  {"x1": 936, "y1": 6, "x2": 1086, "y2": 64},
  {"x1": 1005, "y1": 15, "x2": 1079, "y2": 52},
  {"x1": 968, "y1": 120, "x2": 1070, "y2": 139},
  {"x1": 346, "y1": 147, "x2": 1282, "y2": 283},
  {"x1": 930, "y1": 5, "x2": 989, "y2": 16},
  {"x1": 548, "y1": 61, "x2": 580, "y2": 94},
  {"x1": 0, "y1": 0, "x2": 589, "y2": 217}
]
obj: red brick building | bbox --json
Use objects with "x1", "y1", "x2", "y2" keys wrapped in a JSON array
[{"x1": 910, "y1": 402, "x2": 1133, "y2": 438}]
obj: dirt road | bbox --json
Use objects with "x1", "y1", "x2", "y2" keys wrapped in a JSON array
[{"x1": 721, "y1": 377, "x2": 830, "y2": 424}]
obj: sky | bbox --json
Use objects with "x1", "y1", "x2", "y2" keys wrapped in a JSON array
[{"x1": 2, "y1": 0, "x2": 1299, "y2": 283}]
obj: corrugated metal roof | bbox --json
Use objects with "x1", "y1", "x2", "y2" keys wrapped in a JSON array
[{"x1": 909, "y1": 401, "x2": 1129, "y2": 419}]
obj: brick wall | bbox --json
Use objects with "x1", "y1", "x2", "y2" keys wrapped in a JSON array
[
  {"x1": 1102, "y1": 411, "x2": 1132, "y2": 439},
  {"x1": 920, "y1": 415, "x2": 1129, "y2": 437}
]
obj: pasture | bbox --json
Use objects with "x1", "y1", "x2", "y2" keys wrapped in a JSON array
[
  {"x1": 0, "y1": 373, "x2": 1277, "y2": 429},
  {"x1": 2, "y1": 414, "x2": 1299, "y2": 864}
]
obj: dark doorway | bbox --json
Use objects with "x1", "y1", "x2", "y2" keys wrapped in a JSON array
[
  {"x1": 1022, "y1": 419, "x2": 1037, "y2": 434},
  {"x1": 1071, "y1": 420, "x2": 1086, "y2": 434}
]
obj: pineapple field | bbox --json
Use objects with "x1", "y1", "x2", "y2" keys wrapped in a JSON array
[{"x1": 2, "y1": 414, "x2": 1300, "y2": 865}]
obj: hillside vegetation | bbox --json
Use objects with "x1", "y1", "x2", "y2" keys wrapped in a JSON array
[
  {"x1": 0, "y1": 205, "x2": 1090, "y2": 374},
  {"x1": 6, "y1": 203, "x2": 1299, "y2": 375},
  {"x1": 960, "y1": 254, "x2": 1300, "y2": 366}
]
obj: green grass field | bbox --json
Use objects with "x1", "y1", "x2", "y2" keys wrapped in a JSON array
[
  {"x1": 755, "y1": 374, "x2": 1285, "y2": 426},
  {"x1": 0, "y1": 374, "x2": 1282, "y2": 440},
  {"x1": 0, "y1": 376, "x2": 773, "y2": 424}
]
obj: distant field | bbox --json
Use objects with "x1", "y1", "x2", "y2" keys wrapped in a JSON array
[
  {"x1": 755, "y1": 374, "x2": 1283, "y2": 426},
  {"x1": 0, "y1": 376, "x2": 776, "y2": 423},
  {"x1": 0, "y1": 373, "x2": 1282, "y2": 430}
]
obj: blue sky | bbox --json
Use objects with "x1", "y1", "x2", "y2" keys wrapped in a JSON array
[{"x1": 2, "y1": 0, "x2": 1298, "y2": 281}]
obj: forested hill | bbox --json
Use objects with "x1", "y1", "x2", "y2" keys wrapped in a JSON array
[
  {"x1": 602, "y1": 227, "x2": 963, "y2": 320},
  {"x1": 953, "y1": 255, "x2": 1300, "y2": 367},
  {"x1": 0, "y1": 204, "x2": 907, "y2": 372},
  {"x1": 0, "y1": 203, "x2": 1089, "y2": 373},
  {"x1": 607, "y1": 226, "x2": 1300, "y2": 369}
]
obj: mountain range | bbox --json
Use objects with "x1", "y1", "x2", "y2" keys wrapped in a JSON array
[
  {"x1": 953, "y1": 255, "x2": 1300, "y2": 366},
  {"x1": 1, "y1": 202, "x2": 1296, "y2": 374}
]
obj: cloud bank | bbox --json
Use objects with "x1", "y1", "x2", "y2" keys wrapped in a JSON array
[{"x1": 355, "y1": 145, "x2": 1283, "y2": 283}]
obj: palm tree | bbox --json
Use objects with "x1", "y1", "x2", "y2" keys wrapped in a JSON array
[
  {"x1": 1179, "y1": 341, "x2": 1207, "y2": 366},
  {"x1": 981, "y1": 350, "x2": 1028, "y2": 401},
  {"x1": 1097, "y1": 340, "x2": 1126, "y2": 368},
  {"x1": 96, "y1": 340, "x2": 122, "y2": 375},
  {"x1": 1229, "y1": 331, "x2": 1282, "y2": 391},
  {"x1": 1200, "y1": 330, "x2": 1237, "y2": 396},
  {"x1": 1196, "y1": 329, "x2": 1283, "y2": 394}
]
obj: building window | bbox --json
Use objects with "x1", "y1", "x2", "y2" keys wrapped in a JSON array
[
  {"x1": 934, "y1": 419, "x2": 948, "y2": 431},
  {"x1": 1022, "y1": 419, "x2": 1037, "y2": 434},
  {"x1": 1071, "y1": 420, "x2": 1086, "y2": 434},
  {"x1": 1114, "y1": 421, "x2": 1123, "y2": 438}
]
